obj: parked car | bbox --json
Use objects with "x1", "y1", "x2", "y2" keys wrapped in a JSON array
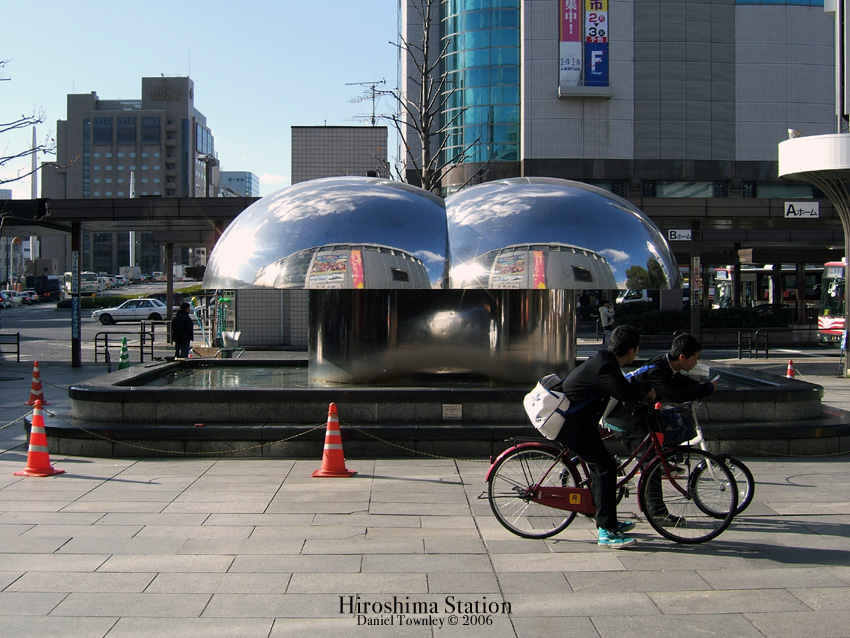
[
  {"x1": 21, "y1": 290, "x2": 39, "y2": 304},
  {"x1": 91, "y1": 298, "x2": 168, "y2": 325},
  {"x1": 1, "y1": 290, "x2": 24, "y2": 307},
  {"x1": 113, "y1": 275, "x2": 129, "y2": 287},
  {"x1": 146, "y1": 292, "x2": 188, "y2": 313},
  {"x1": 0, "y1": 291, "x2": 13, "y2": 308}
]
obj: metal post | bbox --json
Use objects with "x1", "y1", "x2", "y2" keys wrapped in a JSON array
[
  {"x1": 690, "y1": 220, "x2": 702, "y2": 337},
  {"x1": 71, "y1": 221, "x2": 82, "y2": 368},
  {"x1": 166, "y1": 243, "x2": 174, "y2": 322}
]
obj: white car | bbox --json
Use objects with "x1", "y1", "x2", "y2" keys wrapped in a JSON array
[
  {"x1": 21, "y1": 290, "x2": 39, "y2": 304},
  {"x1": 0, "y1": 291, "x2": 23, "y2": 307},
  {"x1": 91, "y1": 298, "x2": 168, "y2": 325},
  {"x1": 113, "y1": 275, "x2": 129, "y2": 287}
]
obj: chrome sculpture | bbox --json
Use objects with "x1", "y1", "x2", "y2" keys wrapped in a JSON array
[{"x1": 204, "y1": 176, "x2": 679, "y2": 383}]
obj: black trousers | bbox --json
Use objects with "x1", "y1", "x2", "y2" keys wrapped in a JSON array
[
  {"x1": 556, "y1": 420, "x2": 619, "y2": 530},
  {"x1": 618, "y1": 428, "x2": 668, "y2": 517}
]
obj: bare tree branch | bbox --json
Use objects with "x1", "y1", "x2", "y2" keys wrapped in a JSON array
[
  {"x1": 382, "y1": 0, "x2": 476, "y2": 194},
  {"x1": 1, "y1": 61, "x2": 59, "y2": 187}
]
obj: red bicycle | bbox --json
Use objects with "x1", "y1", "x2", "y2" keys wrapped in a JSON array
[{"x1": 486, "y1": 404, "x2": 739, "y2": 544}]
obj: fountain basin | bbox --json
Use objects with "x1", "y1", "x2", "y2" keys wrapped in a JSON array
[{"x1": 33, "y1": 359, "x2": 849, "y2": 458}]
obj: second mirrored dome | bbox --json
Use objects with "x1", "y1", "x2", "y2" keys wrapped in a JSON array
[
  {"x1": 446, "y1": 177, "x2": 680, "y2": 290},
  {"x1": 203, "y1": 177, "x2": 449, "y2": 290}
]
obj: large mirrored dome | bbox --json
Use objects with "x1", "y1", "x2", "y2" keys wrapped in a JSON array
[
  {"x1": 446, "y1": 177, "x2": 680, "y2": 290},
  {"x1": 204, "y1": 177, "x2": 448, "y2": 290}
]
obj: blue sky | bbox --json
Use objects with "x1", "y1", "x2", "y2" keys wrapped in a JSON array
[{"x1": 2, "y1": 0, "x2": 399, "y2": 198}]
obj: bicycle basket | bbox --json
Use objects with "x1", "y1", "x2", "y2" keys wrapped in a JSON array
[{"x1": 658, "y1": 406, "x2": 695, "y2": 446}]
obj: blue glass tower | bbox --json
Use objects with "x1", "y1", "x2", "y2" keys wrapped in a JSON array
[{"x1": 440, "y1": 0, "x2": 520, "y2": 191}]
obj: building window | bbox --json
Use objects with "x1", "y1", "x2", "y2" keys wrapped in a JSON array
[
  {"x1": 440, "y1": 0, "x2": 521, "y2": 169},
  {"x1": 93, "y1": 117, "x2": 112, "y2": 145},
  {"x1": 117, "y1": 117, "x2": 136, "y2": 144},
  {"x1": 141, "y1": 117, "x2": 160, "y2": 144},
  {"x1": 656, "y1": 182, "x2": 715, "y2": 198},
  {"x1": 196, "y1": 123, "x2": 213, "y2": 155}
]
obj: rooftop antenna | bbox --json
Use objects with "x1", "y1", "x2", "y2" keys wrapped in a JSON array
[{"x1": 346, "y1": 79, "x2": 389, "y2": 126}]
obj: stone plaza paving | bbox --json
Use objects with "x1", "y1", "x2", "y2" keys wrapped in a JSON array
[{"x1": 0, "y1": 351, "x2": 849, "y2": 637}]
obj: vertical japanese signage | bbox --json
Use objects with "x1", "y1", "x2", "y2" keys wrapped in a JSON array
[
  {"x1": 584, "y1": 0, "x2": 608, "y2": 87},
  {"x1": 533, "y1": 251, "x2": 547, "y2": 289},
  {"x1": 559, "y1": 0, "x2": 582, "y2": 87},
  {"x1": 71, "y1": 251, "x2": 80, "y2": 340},
  {"x1": 350, "y1": 250, "x2": 364, "y2": 289}
]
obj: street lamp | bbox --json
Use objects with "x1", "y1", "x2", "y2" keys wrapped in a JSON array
[{"x1": 198, "y1": 154, "x2": 218, "y2": 197}]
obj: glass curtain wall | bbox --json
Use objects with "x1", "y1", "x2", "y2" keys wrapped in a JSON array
[{"x1": 440, "y1": 0, "x2": 521, "y2": 174}]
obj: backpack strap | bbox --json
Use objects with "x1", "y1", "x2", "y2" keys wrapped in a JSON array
[{"x1": 623, "y1": 363, "x2": 657, "y2": 381}]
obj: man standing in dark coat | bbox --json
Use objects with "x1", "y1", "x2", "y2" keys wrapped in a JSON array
[{"x1": 171, "y1": 302, "x2": 194, "y2": 359}]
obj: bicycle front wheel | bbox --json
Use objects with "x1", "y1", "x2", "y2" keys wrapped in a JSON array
[
  {"x1": 639, "y1": 448, "x2": 738, "y2": 544},
  {"x1": 716, "y1": 454, "x2": 755, "y2": 515},
  {"x1": 488, "y1": 446, "x2": 580, "y2": 539}
]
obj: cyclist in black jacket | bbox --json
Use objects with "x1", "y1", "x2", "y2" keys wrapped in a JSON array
[
  {"x1": 605, "y1": 333, "x2": 717, "y2": 524},
  {"x1": 556, "y1": 324, "x2": 655, "y2": 549}
]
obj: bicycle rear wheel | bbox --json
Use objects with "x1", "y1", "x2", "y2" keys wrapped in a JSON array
[
  {"x1": 716, "y1": 454, "x2": 755, "y2": 515},
  {"x1": 488, "y1": 446, "x2": 580, "y2": 539},
  {"x1": 640, "y1": 448, "x2": 738, "y2": 544}
]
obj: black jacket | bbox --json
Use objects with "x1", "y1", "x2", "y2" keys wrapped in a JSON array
[
  {"x1": 171, "y1": 311, "x2": 194, "y2": 344},
  {"x1": 605, "y1": 353, "x2": 715, "y2": 433},
  {"x1": 559, "y1": 349, "x2": 648, "y2": 430}
]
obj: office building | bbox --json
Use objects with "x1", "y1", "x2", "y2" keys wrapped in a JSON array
[
  {"x1": 291, "y1": 126, "x2": 388, "y2": 184},
  {"x1": 402, "y1": 0, "x2": 833, "y2": 196},
  {"x1": 41, "y1": 76, "x2": 218, "y2": 274},
  {"x1": 220, "y1": 171, "x2": 260, "y2": 197}
]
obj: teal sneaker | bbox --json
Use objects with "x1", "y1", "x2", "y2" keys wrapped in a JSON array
[
  {"x1": 598, "y1": 528, "x2": 637, "y2": 549},
  {"x1": 617, "y1": 520, "x2": 636, "y2": 533}
]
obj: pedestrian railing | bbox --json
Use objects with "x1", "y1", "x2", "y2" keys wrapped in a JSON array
[{"x1": 94, "y1": 322, "x2": 164, "y2": 363}]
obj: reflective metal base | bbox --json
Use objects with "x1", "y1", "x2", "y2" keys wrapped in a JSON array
[{"x1": 308, "y1": 289, "x2": 576, "y2": 384}]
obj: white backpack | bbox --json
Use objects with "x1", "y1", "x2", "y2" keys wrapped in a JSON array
[{"x1": 523, "y1": 374, "x2": 591, "y2": 440}]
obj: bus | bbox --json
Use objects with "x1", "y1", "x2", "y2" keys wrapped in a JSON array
[
  {"x1": 713, "y1": 265, "x2": 822, "y2": 313},
  {"x1": 818, "y1": 261, "x2": 845, "y2": 345},
  {"x1": 63, "y1": 271, "x2": 100, "y2": 295}
]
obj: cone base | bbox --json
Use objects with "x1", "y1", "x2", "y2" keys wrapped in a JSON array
[
  {"x1": 13, "y1": 467, "x2": 65, "y2": 477},
  {"x1": 312, "y1": 468, "x2": 356, "y2": 478},
  {"x1": 25, "y1": 400, "x2": 50, "y2": 406}
]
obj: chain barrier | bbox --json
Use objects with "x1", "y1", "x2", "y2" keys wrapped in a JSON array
[
  {"x1": 41, "y1": 408, "x2": 325, "y2": 457},
  {"x1": 342, "y1": 420, "x2": 491, "y2": 463},
  {"x1": 694, "y1": 402, "x2": 850, "y2": 459},
  {"x1": 0, "y1": 410, "x2": 33, "y2": 431},
  {"x1": 2, "y1": 405, "x2": 845, "y2": 461}
]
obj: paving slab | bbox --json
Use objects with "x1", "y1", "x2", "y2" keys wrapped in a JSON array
[{"x1": 2, "y1": 350, "x2": 850, "y2": 636}]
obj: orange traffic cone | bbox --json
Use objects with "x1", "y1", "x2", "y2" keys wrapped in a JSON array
[
  {"x1": 786, "y1": 359, "x2": 795, "y2": 378},
  {"x1": 25, "y1": 361, "x2": 50, "y2": 406},
  {"x1": 14, "y1": 401, "x2": 65, "y2": 477},
  {"x1": 312, "y1": 403, "x2": 355, "y2": 478}
]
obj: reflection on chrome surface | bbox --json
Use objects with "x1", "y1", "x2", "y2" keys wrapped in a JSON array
[
  {"x1": 203, "y1": 177, "x2": 448, "y2": 290},
  {"x1": 446, "y1": 177, "x2": 680, "y2": 290},
  {"x1": 204, "y1": 176, "x2": 680, "y2": 383},
  {"x1": 309, "y1": 289, "x2": 575, "y2": 383}
]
